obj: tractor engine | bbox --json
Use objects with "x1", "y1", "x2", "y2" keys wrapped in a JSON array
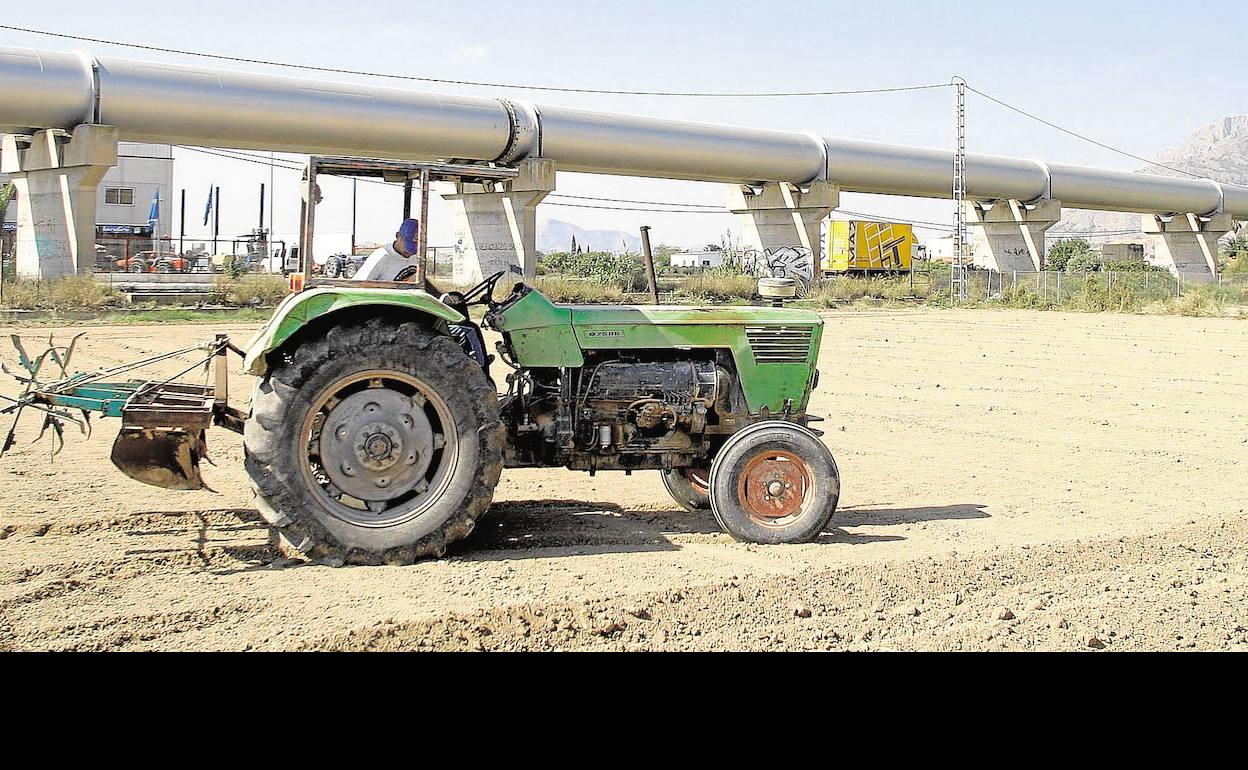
[{"x1": 574, "y1": 358, "x2": 728, "y2": 458}]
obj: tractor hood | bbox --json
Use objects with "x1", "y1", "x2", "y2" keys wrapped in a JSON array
[
  {"x1": 243, "y1": 286, "x2": 464, "y2": 377},
  {"x1": 490, "y1": 287, "x2": 823, "y2": 414}
]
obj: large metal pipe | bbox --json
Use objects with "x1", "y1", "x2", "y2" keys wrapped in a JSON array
[
  {"x1": 538, "y1": 105, "x2": 826, "y2": 183},
  {"x1": 1, "y1": 44, "x2": 1245, "y2": 218},
  {"x1": 0, "y1": 48, "x2": 95, "y2": 133}
]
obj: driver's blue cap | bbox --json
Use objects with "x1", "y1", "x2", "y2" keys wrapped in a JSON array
[{"x1": 398, "y1": 218, "x2": 420, "y2": 253}]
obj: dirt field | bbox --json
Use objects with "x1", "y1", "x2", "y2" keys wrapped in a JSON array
[{"x1": 2, "y1": 308, "x2": 1246, "y2": 651}]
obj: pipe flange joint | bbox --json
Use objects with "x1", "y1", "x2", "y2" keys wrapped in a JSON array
[{"x1": 495, "y1": 99, "x2": 541, "y2": 166}]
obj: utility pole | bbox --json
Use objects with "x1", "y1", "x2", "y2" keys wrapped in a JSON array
[
  {"x1": 259, "y1": 182, "x2": 268, "y2": 262},
  {"x1": 951, "y1": 76, "x2": 969, "y2": 302},
  {"x1": 640, "y1": 226, "x2": 660, "y2": 305},
  {"x1": 269, "y1": 152, "x2": 276, "y2": 238},
  {"x1": 178, "y1": 189, "x2": 186, "y2": 255},
  {"x1": 416, "y1": 167, "x2": 431, "y2": 284},
  {"x1": 212, "y1": 186, "x2": 221, "y2": 254},
  {"x1": 350, "y1": 177, "x2": 357, "y2": 255}
]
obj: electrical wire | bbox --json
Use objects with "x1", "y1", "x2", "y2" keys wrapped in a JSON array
[
  {"x1": 966, "y1": 84, "x2": 1236, "y2": 185},
  {"x1": 543, "y1": 201, "x2": 727, "y2": 214},
  {"x1": 0, "y1": 24, "x2": 954, "y2": 99},
  {"x1": 546, "y1": 193, "x2": 722, "y2": 208}
]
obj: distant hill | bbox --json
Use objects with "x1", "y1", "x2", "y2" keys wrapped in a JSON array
[
  {"x1": 539, "y1": 218, "x2": 641, "y2": 254},
  {"x1": 1052, "y1": 116, "x2": 1248, "y2": 242}
]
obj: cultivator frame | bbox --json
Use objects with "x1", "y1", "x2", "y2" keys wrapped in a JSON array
[{"x1": 0, "y1": 333, "x2": 246, "y2": 490}]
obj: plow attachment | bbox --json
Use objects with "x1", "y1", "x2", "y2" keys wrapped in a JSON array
[
  {"x1": 1, "y1": 334, "x2": 245, "y2": 491},
  {"x1": 111, "y1": 426, "x2": 210, "y2": 491},
  {"x1": 106, "y1": 382, "x2": 216, "y2": 491}
]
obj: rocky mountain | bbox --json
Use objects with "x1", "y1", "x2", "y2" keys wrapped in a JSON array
[
  {"x1": 1051, "y1": 116, "x2": 1248, "y2": 241},
  {"x1": 538, "y1": 218, "x2": 642, "y2": 255}
]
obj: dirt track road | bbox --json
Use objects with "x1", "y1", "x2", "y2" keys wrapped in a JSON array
[{"x1": 2, "y1": 309, "x2": 1246, "y2": 651}]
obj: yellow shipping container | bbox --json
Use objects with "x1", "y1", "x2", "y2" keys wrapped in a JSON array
[{"x1": 824, "y1": 220, "x2": 915, "y2": 273}]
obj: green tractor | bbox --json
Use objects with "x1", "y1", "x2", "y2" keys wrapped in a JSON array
[
  {"x1": 234, "y1": 272, "x2": 839, "y2": 563},
  {"x1": 3, "y1": 272, "x2": 839, "y2": 564},
  {"x1": 3, "y1": 156, "x2": 841, "y2": 566}
]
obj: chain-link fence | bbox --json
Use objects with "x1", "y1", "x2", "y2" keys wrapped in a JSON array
[
  {"x1": 90, "y1": 235, "x2": 301, "y2": 276},
  {"x1": 919, "y1": 267, "x2": 1248, "y2": 308}
]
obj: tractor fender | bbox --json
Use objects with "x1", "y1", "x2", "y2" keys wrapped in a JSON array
[{"x1": 242, "y1": 286, "x2": 465, "y2": 377}]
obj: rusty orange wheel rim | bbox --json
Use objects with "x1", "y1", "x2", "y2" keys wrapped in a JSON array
[
  {"x1": 683, "y1": 467, "x2": 710, "y2": 494},
  {"x1": 737, "y1": 450, "x2": 812, "y2": 527}
]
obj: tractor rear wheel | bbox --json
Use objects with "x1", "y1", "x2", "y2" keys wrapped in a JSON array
[
  {"x1": 661, "y1": 467, "x2": 711, "y2": 511},
  {"x1": 708, "y1": 422, "x2": 839, "y2": 544},
  {"x1": 244, "y1": 318, "x2": 504, "y2": 565}
]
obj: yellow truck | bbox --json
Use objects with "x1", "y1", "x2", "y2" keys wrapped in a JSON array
[{"x1": 823, "y1": 220, "x2": 915, "y2": 275}]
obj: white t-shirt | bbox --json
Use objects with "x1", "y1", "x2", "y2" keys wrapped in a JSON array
[{"x1": 354, "y1": 242, "x2": 417, "y2": 282}]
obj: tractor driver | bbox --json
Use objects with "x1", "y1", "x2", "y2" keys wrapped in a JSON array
[{"x1": 355, "y1": 218, "x2": 433, "y2": 286}]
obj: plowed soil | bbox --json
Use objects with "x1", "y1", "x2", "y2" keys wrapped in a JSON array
[{"x1": 2, "y1": 309, "x2": 1245, "y2": 651}]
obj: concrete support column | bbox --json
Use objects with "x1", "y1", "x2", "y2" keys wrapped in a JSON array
[
  {"x1": 968, "y1": 198, "x2": 1061, "y2": 273},
  {"x1": 728, "y1": 181, "x2": 838, "y2": 273},
  {"x1": 2, "y1": 125, "x2": 118, "y2": 278},
  {"x1": 1142, "y1": 212, "x2": 1232, "y2": 283},
  {"x1": 445, "y1": 158, "x2": 555, "y2": 285}
]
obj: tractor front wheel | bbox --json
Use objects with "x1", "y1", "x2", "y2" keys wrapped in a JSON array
[
  {"x1": 708, "y1": 422, "x2": 839, "y2": 544},
  {"x1": 244, "y1": 319, "x2": 504, "y2": 565}
]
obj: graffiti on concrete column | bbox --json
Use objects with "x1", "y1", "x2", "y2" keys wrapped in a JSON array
[{"x1": 742, "y1": 245, "x2": 815, "y2": 295}]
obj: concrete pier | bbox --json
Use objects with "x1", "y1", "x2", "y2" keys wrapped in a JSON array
[
  {"x1": 1143, "y1": 212, "x2": 1232, "y2": 282},
  {"x1": 969, "y1": 198, "x2": 1061, "y2": 273},
  {"x1": 446, "y1": 158, "x2": 555, "y2": 285},
  {"x1": 728, "y1": 181, "x2": 838, "y2": 273},
  {"x1": 2, "y1": 125, "x2": 118, "y2": 278}
]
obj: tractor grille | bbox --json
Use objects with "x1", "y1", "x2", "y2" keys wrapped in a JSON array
[{"x1": 746, "y1": 326, "x2": 814, "y2": 364}]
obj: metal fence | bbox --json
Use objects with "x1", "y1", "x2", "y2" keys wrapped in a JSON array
[{"x1": 917, "y1": 267, "x2": 1248, "y2": 305}]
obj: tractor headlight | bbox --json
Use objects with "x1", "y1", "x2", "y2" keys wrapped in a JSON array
[{"x1": 811, "y1": 369, "x2": 821, "y2": 392}]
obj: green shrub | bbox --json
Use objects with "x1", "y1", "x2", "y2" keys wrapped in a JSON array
[
  {"x1": 1066, "y1": 274, "x2": 1137, "y2": 312},
  {"x1": 1064, "y1": 251, "x2": 1103, "y2": 274},
  {"x1": 212, "y1": 274, "x2": 290, "y2": 306},
  {"x1": 1103, "y1": 259, "x2": 1163, "y2": 273},
  {"x1": 534, "y1": 277, "x2": 625, "y2": 303},
  {"x1": 223, "y1": 254, "x2": 250, "y2": 280},
  {"x1": 676, "y1": 271, "x2": 757, "y2": 302},
  {"x1": 1047, "y1": 238, "x2": 1094, "y2": 272},
  {"x1": 1221, "y1": 234, "x2": 1248, "y2": 267},
  {"x1": 538, "y1": 251, "x2": 645, "y2": 291},
  {"x1": 811, "y1": 275, "x2": 926, "y2": 306}
]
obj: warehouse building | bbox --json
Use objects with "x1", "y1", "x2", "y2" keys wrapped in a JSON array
[
  {"x1": 1, "y1": 142, "x2": 174, "y2": 266},
  {"x1": 671, "y1": 250, "x2": 726, "y2": 269}
]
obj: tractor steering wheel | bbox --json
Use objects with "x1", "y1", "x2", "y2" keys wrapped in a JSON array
[{"x1": 453, "y1": 270, "x2": 508, "y2": 310}]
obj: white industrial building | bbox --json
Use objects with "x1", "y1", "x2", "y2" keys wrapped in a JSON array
[
  {"x1": 2, "y1": 142, "x2": 174, "y2": 263},
  {"x1": 671, "y1": 250, "x2": 726, "y2": 269}
]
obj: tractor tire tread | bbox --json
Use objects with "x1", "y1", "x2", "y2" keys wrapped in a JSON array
[{"x1": 244, "y1": 319, "x2": 504, "y2": 565}]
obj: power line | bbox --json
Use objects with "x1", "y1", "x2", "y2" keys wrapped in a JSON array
[
  {"x1": 174, "y1": 146, "x2": 403, "y2": 189},
  {"x1": 965, "y1": 85, "x2": 1233, "y2": 184},
  {"x1": 0, "y1": 24, "x2": 954, "y2": 99},
  {"x1": 176, "y1": 146, "x2": 301, "y2": 170},
  {"x1": 544, "y1": 201, "x2": 728, "y2": 214},
  {"x1": 547, "y1": 193, "x2": 722, "y2": 208}
]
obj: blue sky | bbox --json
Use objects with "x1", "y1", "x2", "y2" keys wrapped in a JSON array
[{"x1": 4, "y1": 0, "x2": 1245, "y2": 251}]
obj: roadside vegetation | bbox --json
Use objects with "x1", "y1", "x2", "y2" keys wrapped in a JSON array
[
  {"x1": 0, "y1": 273, "x2": 289, "y2": 315},
  {"x1": 0, "y1": 274, "x2": 124, "y2": 311},
  {"x1": 210, "y1": 274, "x2": 290, "y2": 306},
  {"x1": 3, "y1": 243, "x2": 1247, "y2": 321}
]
